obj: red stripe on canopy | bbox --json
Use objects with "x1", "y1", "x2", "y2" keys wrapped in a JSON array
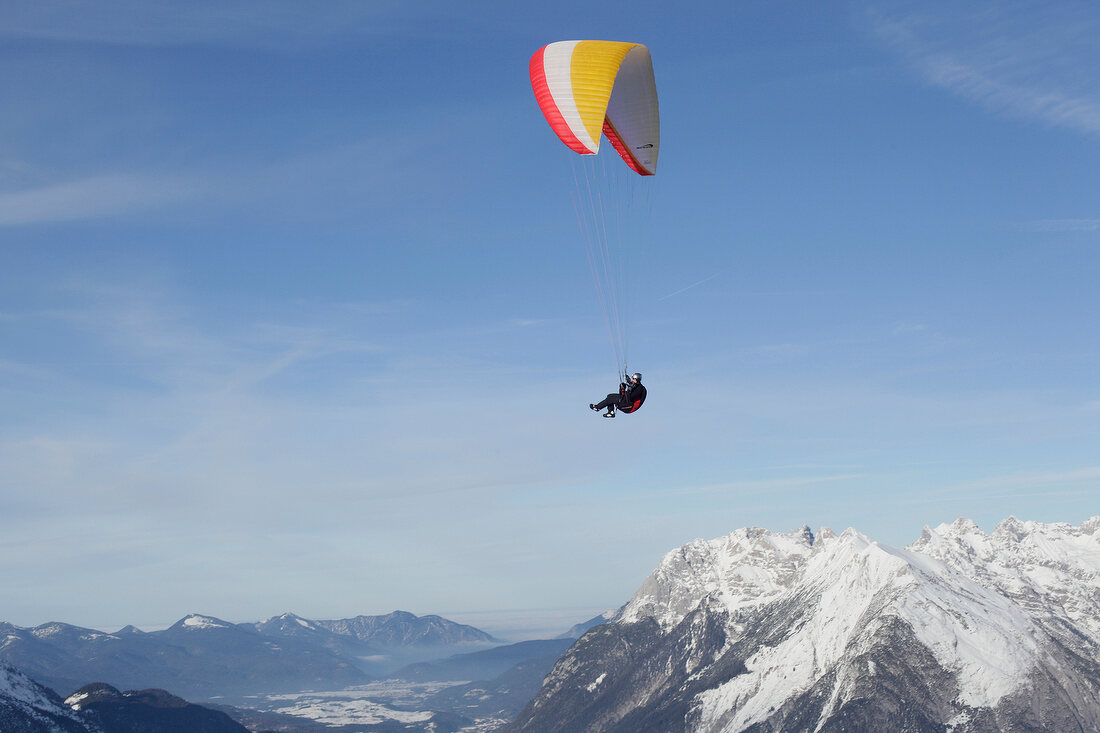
[
  {"x1": 602, "y1": 119, "x2": 653, "y2": 176},
  {"x1": 529, "y1": 45, "x2": 592, "y2": 156}
]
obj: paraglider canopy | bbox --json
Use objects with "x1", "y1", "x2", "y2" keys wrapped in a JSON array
[
  {"x1": 530, "y1": 41, "x2": 659, "y2": 175},
  {"x1": 530, "y1": 40, "x2": 660, "y2": 386}
]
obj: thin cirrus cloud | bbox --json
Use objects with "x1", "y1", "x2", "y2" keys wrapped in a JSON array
[
  {"x1": 867, "y1": 2, "x2": 1100, "y2": 138},
  {"x1": 0, "y1": 150, "x2": 395, "y2": 229},
  {"x1": 1017, "y1": 219, "x2": 1100, "y2": 233},
  {"x1": 0, "y1": 114, "x2": 475, "y2": 228},
  {"x1": 668, "y1": 473, "x2": 872, "y2": 497},
  {"x1": 934, "y1": 466, "x2": 1100, "y2": 499},
  {"x1": 0, "y1": 0, "x2": 431, "y2": 49},
  {"x1": 0, "y1": 174, "x2": 202, "y2": 227}
]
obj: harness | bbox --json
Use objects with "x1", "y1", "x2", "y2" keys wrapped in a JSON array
[{"x1": 619, "y1": 384, "x2": 646, "y2": 413}]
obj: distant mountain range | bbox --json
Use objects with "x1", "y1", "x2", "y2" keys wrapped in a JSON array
[
  {"x1": 510, "y1": 517, "x2": 1100, "y2": 732},
  {"x1": 255, "y1": 609, "x2": 500, "y2": 652},
  {"x1": 0, "y1": 610, "x2": 499, "y2": 701}
]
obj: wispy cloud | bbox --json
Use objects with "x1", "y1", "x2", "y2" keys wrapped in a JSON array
[
  {"x1": 745, "y1": 343, "x2": 810, "y2": 359},
  {"x1": 890, "y1": 321, "x2": 967, "y2": 349},
  {"x1": 941, "y1": 466, "x2": 1100, "y2": 497},
  {"x1": 0, "y1": 273, "x2": 613, "y2": 530},
  {"x1": 0, "y1": 174, "x2": 201, "y2": 227},
  {"x1": 1017, "y1": 219, "x2": 1100, "y2": 233},
  {"x1": 0, "y1": 122, "x2": 454, "y2": 228},
  {"x1": 867, "y1": 2, "x2": 1100, "y2": 137},
  {"x1": 0, "y1": 0, "x2": 442, "y2": 49},
  {"x1": 669, "y1": 473, "x2": 872, "y2": 496},
  {"x1": 917, "y1": 56, "x2": 1100, "y2": 136}
]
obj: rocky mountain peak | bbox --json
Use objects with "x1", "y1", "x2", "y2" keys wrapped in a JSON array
[{"x1": 512, "y1": 517, "x2": 1100, "y2": 732}]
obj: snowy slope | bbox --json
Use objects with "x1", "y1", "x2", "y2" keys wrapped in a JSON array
[
  {"x1": 689, "y1": 528, "x2": 1046, "y2": 730},
  {"x1": 512, "y1": 516, "x2": 1100, "y2": 733},
  {"x1": 0, "y1": 664, "x2": 94, "y2": 732},
  {"x1": 911, "y1": 517, "x2": 1100, "y2": 652}
]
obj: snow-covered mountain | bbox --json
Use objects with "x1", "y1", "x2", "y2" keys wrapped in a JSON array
[{"x1": 510, "y1": 517, "x2": 1100, "y2": 732}]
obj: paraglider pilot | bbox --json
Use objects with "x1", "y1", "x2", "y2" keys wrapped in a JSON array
[{"x1": 591, "y1": 372, "x2": 646, "y2": 418}]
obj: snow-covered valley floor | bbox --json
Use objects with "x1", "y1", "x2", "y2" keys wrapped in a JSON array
[{"x1": 240, "y1": 680, "x2": 508, "y2": 731}]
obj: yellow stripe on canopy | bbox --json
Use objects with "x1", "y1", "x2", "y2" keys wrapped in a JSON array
[{"x1": 570, "y1": 41, "x2": 639, "y2": 149}]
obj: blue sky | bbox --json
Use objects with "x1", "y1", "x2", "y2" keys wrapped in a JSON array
[{"x1": 2, "y1": 0, "x2": 1098, "y2": 635}]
